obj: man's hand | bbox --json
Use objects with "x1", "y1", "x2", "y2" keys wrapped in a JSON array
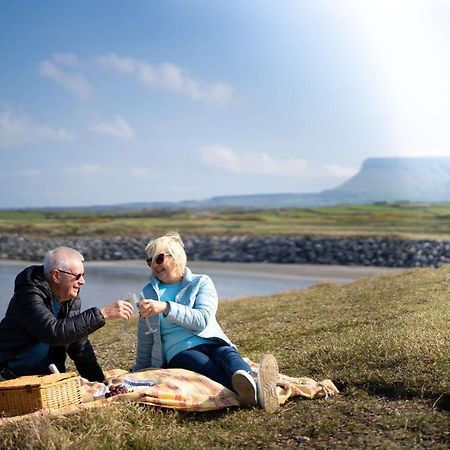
[{"x1": 100, "y1": 300, "x2": 133, "y2": 320}]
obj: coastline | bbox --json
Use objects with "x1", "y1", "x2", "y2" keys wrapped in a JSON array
[
  {"x1": 0, "y1": 258, "x2": 407, "y2": 283},
  {"x1": 0, "y1": 259, "x2": 409, "y2": 316}
]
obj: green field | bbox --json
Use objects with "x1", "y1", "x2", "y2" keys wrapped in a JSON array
[
  {"x1": 2, "y1": 202, "x2": 450, "y2": 239},
  {"x1": 1, "y1": 265, "x2": 450, "y2": 448}
]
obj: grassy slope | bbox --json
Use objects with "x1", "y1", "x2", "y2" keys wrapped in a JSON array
[
  {"x1": 2, "y1": 266, "x2": 450, "y2": 449},
  {"x1": 2, "y1": 202, "x2": 450, "y2": 239}
]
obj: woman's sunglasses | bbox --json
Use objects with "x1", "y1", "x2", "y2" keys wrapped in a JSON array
[{"x1": 146, "y1": 253, "x2": 171, "y2": 267}]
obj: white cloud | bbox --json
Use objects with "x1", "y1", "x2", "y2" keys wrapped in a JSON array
[
  {"x1": 39, "y1": 54, "x2": 94, "y2": 100},
  {"x1": 0, "y1": 106, "x2": 75, "y2": 148},
  {"x1": 91, "y1": 115, "x2": 136, "y2": 140},
  {"x1": 200, "y1": 145, "x2": 358, "y2": 180},
  {"x1": 52, "y1": 53, "x2": 79, "y2": 67},
  {"x1": 98, "y1": 53, "x2": 135, "y2": 73},
  {"x1": 63, "y1": 164, "x2": 105, "y2": 176},
  {"x1": 130, "y1": 167, "x2": 150, "y2": 176},
  {"x1": 97, "y1": 53, "x2": 236, "y2": 105},
  {"x1": 379, "y1": 148, "x2": 450, "y2": 158},
  {"x1": 323, "y1": 163, "x2": 358, "y2": 178},
  {"x1": 20, "y1": 169, "x2": 41, "y2": 177},
  {"x1": 200, "y1": 145, "x2": 308, "y2": 176},
  {"x1": 63, "y1": 164, "x2": 150, "y2": 178}
]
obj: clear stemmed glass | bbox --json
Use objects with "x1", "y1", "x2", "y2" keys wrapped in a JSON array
[
  {"x1": 124, "y1": 292, "x2": 157, "y2": 335},
  {"x1": 122, "y1": 293, "x2": 135, "y2": 336}
]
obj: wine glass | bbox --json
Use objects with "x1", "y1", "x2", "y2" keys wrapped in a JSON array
[
  {"x1": 124, "y1": 292, "x2": 157, "y2": 335},
  {"x1": 122, "y1": 293, "x2": 135, "y2": 336}
]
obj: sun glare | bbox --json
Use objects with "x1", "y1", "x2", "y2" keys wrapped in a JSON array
[{"x1": 335, "y1": 0, "x2": 450, "y2": 155}]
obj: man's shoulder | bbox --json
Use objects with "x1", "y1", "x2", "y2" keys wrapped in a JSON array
[
  {"x1": 13, "y1": 265, "x2": 52, "y2": 300},
  {"x1": 15, "y1": 265, "x2": 46, "y2": 287}
]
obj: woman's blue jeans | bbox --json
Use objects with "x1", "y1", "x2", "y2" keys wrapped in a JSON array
[{"x1": 166, "y1": 343, "x2": 252, "y2": 390}]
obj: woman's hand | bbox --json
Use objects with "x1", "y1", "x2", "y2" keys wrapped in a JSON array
[{"x1": 138, "y1": 299, "x2": 169, "y2": 317}]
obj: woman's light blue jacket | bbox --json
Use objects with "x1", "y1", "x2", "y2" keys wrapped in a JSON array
[{"x1": 133, "y1": 267, "x2": 233, "y2": 371}]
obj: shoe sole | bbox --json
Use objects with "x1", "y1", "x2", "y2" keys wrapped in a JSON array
[
  {"x1": 257, "y1": 354, "x2": 279, "y2": 413},
  {"x1": 232, "y1": 372, "x2": 257, "y2": 407}
]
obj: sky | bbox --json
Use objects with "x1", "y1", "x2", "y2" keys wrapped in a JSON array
[{"x1": 1, "y1": 0, "x2": 450, "y2": 208}]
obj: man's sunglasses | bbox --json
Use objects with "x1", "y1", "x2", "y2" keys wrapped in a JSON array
[
  {"x1": 146, "y1": 253, "x2": 171, "y2": 267},
  {"x1": 56, "y1": 269, "x2": 84, "y2": 281}
]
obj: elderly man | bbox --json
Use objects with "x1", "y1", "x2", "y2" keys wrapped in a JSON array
[{"x1": 0, "y1": 246, "x2": 133, "y2": 382}]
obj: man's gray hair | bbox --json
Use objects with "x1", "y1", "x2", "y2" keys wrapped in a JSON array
[{"x1": 43, "y1": 246, "x2": 84, "y2": 279}]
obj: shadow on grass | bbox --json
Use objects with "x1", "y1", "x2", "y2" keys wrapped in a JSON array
[
  {"x1": 431, "y1": 393, "x2": 450, "y2": 411},
  {"x1": 338, "y1": 380, "x2": 450, "y2": 412},
  {"x1": 175, "y1": 408, "x2": 235, "y2": 423}
]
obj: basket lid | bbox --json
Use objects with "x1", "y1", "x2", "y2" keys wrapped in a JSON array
[{"x1": 0, "y1": 372, "x2": 79, "y2": 389}]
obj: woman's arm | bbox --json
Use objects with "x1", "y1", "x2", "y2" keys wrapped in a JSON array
[{"x1": 163, "y1": 276, "x2": 218, "y2": 332}]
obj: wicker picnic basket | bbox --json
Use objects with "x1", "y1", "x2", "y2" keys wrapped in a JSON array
[{"x1": 0, "y1": 372, "x2": 82, "y2": 417}]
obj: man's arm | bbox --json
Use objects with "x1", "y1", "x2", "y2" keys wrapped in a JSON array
[{"x1": 67, "y1": 338, "x2": 105, "y2": 382}]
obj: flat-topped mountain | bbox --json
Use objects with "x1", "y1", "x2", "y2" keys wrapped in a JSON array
[
  {"x1": 185, "y1": 156, "x2": 450, "y2": 209},
  {"x1": 328, "y1": 157, "x2": 450, "y2": 203}
]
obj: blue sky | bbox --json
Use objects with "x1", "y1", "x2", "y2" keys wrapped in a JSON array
[{"x1": 1, "y1": 0, "x2": 450, "y2": 208}]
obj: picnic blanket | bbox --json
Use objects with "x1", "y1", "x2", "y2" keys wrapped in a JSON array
[{"x1": 0, "y1": 359, "x2": 338, "y2": 425}]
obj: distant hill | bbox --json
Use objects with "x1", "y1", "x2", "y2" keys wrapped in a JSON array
[{"x1": 11, "y1": 157, "x2": 450, "y2": 211}]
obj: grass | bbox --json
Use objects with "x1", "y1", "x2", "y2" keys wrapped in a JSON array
[
  {"x1": 2, "y1": 265, "x2": 450, "y2": 448},
  {"x1": 3, "y1": 202, "x2": 450, "y2": 239}
]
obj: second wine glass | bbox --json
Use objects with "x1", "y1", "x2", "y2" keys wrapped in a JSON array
[{"x1": 130, "y1": 293, "x2": 158, "y2": 334}]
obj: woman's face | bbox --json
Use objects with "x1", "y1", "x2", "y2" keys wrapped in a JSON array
[{"x1": 149, "y1": 252, "x2": 183, "y2": 284}]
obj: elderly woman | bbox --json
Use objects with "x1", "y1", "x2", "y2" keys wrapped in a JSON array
[{"x1": 133, "y1": 231, "x2": 279, "y2": 411}]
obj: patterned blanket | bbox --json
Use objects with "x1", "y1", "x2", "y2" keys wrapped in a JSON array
[{"x1": 0, "y1": 359, "x2": 338, "y2": 425}]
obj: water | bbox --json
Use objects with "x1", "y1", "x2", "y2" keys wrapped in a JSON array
[{"x1": 0, "y1": 260, "x2": 400, "y2": 317}]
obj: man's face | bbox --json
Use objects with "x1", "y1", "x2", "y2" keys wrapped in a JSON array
[{"x1": 50, "y1": 259, "x2": 85, "y2": 301}]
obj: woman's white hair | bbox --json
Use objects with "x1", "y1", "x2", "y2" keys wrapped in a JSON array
[
  {"x1": 43, "y1": 246, "x2": 84, "y2": 279},
  {"x1": 145, "y1": 231, "x2": 187, "y2": 276}
]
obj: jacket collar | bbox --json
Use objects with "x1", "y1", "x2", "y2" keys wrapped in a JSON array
[{"x1": 150, "y1": 267, "x2": 192, "y2": 289}]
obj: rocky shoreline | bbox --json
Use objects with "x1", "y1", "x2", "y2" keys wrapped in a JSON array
[{"x1": 1, "y1": 234, "x2": 450, "y2": 268}]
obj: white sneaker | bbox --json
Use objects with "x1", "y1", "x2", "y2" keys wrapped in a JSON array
[
  {"x1": 257, "y1": 354, "x2": 279, "y2": 413},
  {"x1": 232, "y1": 370, "x2": 258, "y2": 407}
]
